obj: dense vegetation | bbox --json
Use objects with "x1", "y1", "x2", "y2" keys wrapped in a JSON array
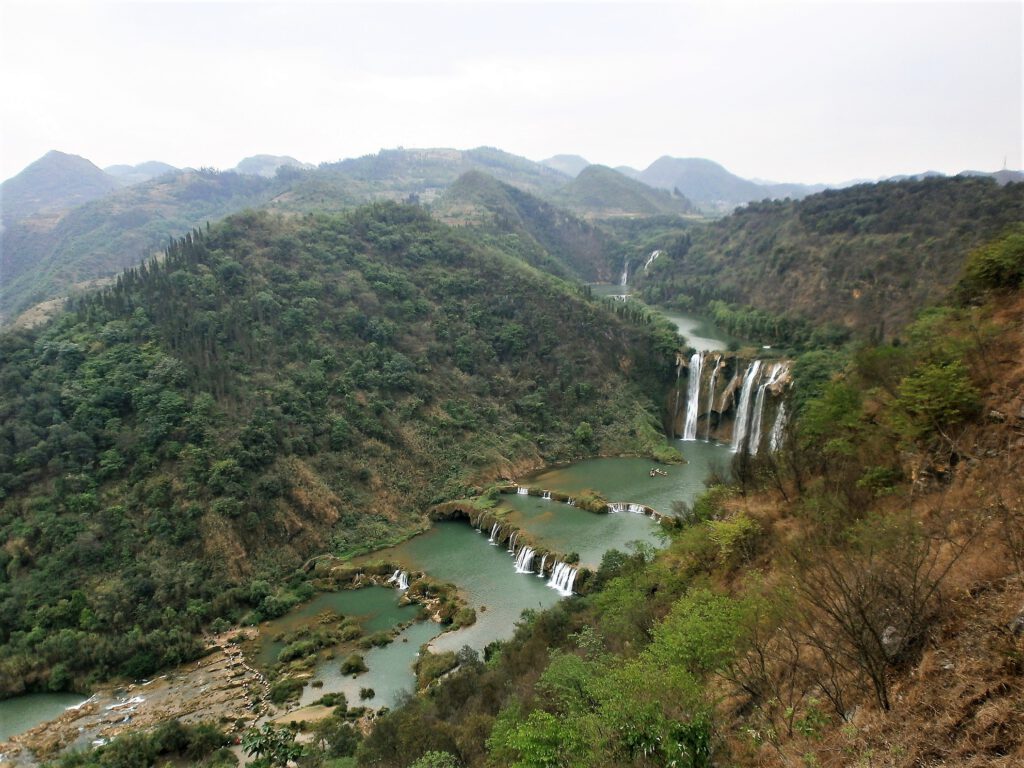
[
  {"x1": 0, "y1": 203, "x2": 681, "y2": 697},
  {"x1": 637, "y1": 177, "x2": 1024, "y2": 339},
  {"x1": 345, "y1": 229, "x2": 1024, "y2": 767}
]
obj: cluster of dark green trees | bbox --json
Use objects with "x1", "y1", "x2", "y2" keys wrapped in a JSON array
[{"x1": 0, "y1": 203, "x2": 680, "y2": 697}]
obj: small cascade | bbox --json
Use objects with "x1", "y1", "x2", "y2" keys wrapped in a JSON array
[
  {"x1": 620, "y1": 256, "x2": 630, "y2": 286},
  {"x1": 731, "y1": 360, "x2": 764, "y2": 453},
  {"x1": 704, "y1": 355, "x2": 720, "y2": 441},
  {"x1": 514, "y1": 547, "x2": 536, "y2": 574},
  {"x1": 547, "y1": 561, "x2": 577, "y2": 596},
  {"x1": 769, "y1": 402, "x2": 788, "y2": 452},
  {"x1": 682, "y1": 351, "x2": 704, "y2": 441},
  {"x1": 507, "y1": 532, "x2": 518, "y2": 554},
  {"x1": 488, "y1": 523, "x2": 500, "y2": 545},
  {"x1": 386, "y1": 570, "x2": 409, "y2": 591},
  {"x1": 567, "y1": 498, "x2": 576, "y2": 507},
  {"x1": 749, "y1": 363, "x2": 785, "y2": 456},
  {"x1": 643, "y1": 249, "x2": 662, "y2": 271},
  {"x1": 607, "y1": 502, "x2": 624, "y2": 513},
  {"x1": 628, "y1": 503, "x2": 646, "y2": 514},
  {"x1": 541, "y1": 490, "x2": 552, "y2": 500},
  {"x1": 537, "y1": 554, "x2": 548, "y2": 577},
  {"x1": 517, "y1": 486, "x2": 529, "y2": 495}
]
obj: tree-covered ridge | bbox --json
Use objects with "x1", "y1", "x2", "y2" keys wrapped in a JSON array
[
  {"x1": 0, "y1": 203, "x2": 680, "y2": 697},
  {"x1": 433, "y1": 170, "x2": 622, "y2": 282},
  {"x1": 637, "y1": 176, "x2": 1024, "y2": 338}
]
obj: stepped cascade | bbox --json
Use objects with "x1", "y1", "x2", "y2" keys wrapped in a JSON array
[
  {"x1": 488, "y1": 523, "x2": 500, "y2": 544},
  {"x1": 547, "y1": 561, "x2": 577, "y2": 596},
  {"x1": 514, "y1": 547, "x2": 536, "y2": 574},
  {"x1": 682, "y1": 351, "x2": 704, "y2": 441},
  {"x1": 730, "y1": 360, "x2": 763, "y2": 453},
  {"x1": 386, "y1": 570, "x2": 410, "y2": 591},
  {"x1": 749, "y1": 363, "x2": 786, "y2": 456}
]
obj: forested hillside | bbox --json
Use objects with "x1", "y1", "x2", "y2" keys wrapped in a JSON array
[
  {"x1": 0, "y1": 151, "x2": 120, "y2": 225},
  {"x1": 352, "y1": 228, "x2": 1024, "y2": 768},
  {"x1": 0, "y1": 203, "x2": 680, "y2": 697},
  {"x1": 550, "y1": 165, "x2": 697, "y2": 217},
  {"x1": 637, "y1": 176, "x2": 1024, "y2": 340}
]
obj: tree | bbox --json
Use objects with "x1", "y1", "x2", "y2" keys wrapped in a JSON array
[{"x1": 241, "y1": 724, "x2": 302, "y2": 767}]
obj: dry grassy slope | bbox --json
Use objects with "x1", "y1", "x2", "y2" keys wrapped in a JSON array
[{"x1": 715, "y1": 293, "x2": 1024, "y2": 767}]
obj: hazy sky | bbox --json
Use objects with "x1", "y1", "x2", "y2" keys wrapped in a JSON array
[{"x1": 1, "y1": 1, "x2": 1020, "y2": 183}]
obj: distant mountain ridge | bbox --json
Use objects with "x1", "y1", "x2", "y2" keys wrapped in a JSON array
[
  {"x1": 104, "y1": 161, "x2": 179, "y2": 186},
  {"x1": 540, "y1": 154, "x2": 590, "y2": 177},
  {"x1": 234, "y1": 154, "x2": 314, "y2": 177},
  {"x1": 1, "y1": 150, "x2": 121, "y2": 224},
  {"x1": 552, "y1": 164, "x2": 697, "y2": 217}
]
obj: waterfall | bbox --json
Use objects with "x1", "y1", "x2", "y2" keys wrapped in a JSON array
[
  {"x1": 517, "y1": 486, "x2": 528, "y2": 495},
  {"x1": 488, "y1": 523, "x2": 500, "y2": 545},
  {"x1": 628, "y1": 503, "x2": 646, "y2": 514},
  {"x1": 620, "y1": 256, "x2": 629, "y2": 286},
  {"x1": 607, "y1": 502, "x2": 624, "y2": 513},
  {"x1": 567, "y1": 498, "x2": 576, "y2": 507},
  {"x1": 386, "y1": 570, "x2": 409, "y2": 591},
  {"x1": 537, "y1": 553, "x2": 548, "y2": 577},
  {"x1": 542, "y1": 490, "x2": 551, "y2": 500},
  {"x1": 704, "y1": 355, "x2": 720, "y2": 441},
  {"x1": 770, "y1": 402, "x2": 788, "y2": 452},
  {"x1": 643, "y1": 249, "x2": 662, "y2": 271},
  {"x1": 749, "y1": 364, "x2": 785, "y2": 456},
  {"x1": 682, "y1": 352, "x2": 704, "y2": 441},
  {"x1": 730, "y1": 360, "x2": 763, "y2": 453},
  {"x1": 547, "y1": 561, "x2": 577, "y2": 596},
  {"x1": 514, "y1": 547, "x2": 535, "y2": 574},
  {"x1": 507, "y1": 532, "x2": 517, "y2": 554}
]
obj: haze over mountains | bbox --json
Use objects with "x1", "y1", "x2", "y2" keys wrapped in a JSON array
[{"x1": 1, "y1": 144, "x2": 1020, "y2": 328}]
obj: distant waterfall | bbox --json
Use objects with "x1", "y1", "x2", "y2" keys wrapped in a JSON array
[
  {"x1": 769, "y1": 402, "x2": 788, "y2": 452},
  {"x1": 704, "y1": 355, "x2": 720, "y2": 441},
  {"x1": 730, "y1": 360, "x2": 763, "y2": 453},
  {"x1": 517, "y1": 487, "x2": 528, "y2": 495},
  {"x1": 507, "y1": 532, "x2": 517, "y2": 554},
  {"x1": 488, "y1": 523, "x2": 500, "y2": 545},
  {"x1": 608, "y1": 502, "x2": 624, "y2": 513},
  {"x1": 547, "y1": 561, "x2": 577, "y2": 596},
  {"x1": 537, "y1": 554, "x2": 548, "y2": 577},
  {"x1": 567, "y1": 498, "x2": 576, "y2": 507},
  {"x1": 643, "y1": 249, "x2": 662, "y2": 271},
  {"x1": 514, "y1": 547, "x2": 536, "y2": 574},
  {"x1": 620, "y1": 256, "x2": 629, "y2": 286},
  {"x1": 628, "y1": 503, "x2": 646, "y2": 514},
  {"x1": 749, "y1": 364, "x2": 785, "y2": 456},
  {"x1": 386, "y1": 570, "x2": 409, "y2": 591},
  {"x1": 682, "y1": 352, "x2": 703, "y2": 441},
  {"x1": 541, "y1": 490, "x2": 551, "y2": 500}
]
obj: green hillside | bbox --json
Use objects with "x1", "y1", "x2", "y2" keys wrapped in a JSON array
[
  {"x1": 0, "y1": 203, "x2": 679, "y2": 696},
  {"x1": 636, "y1": 176, "x2": 1024, "y2": 340},
  {"x1": 0, "y1": 170, "x2": 281, "y2": 324},
  {"x1": 553, "y1": 164, "x2": 697, "y2": 217},
  {"x1": 434, "y1": 170, "x2": 622, "y2": 281}
]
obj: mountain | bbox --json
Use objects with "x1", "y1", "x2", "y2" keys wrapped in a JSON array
[
  {"x1": 0, "y1": 202, "x2": 678, "y2": 696},
  {"x1": 552, "y1": 164, "x2": 697, "y2": 217},
  {"x1": 639, "y1": 156, "x2": 826, "y2": 212},
  {"x1": 434, "y1": 170, "x2": 621, "y2": 281},
  {"x1": 0, "y1": 169, "x2": 281, "y2": 324},
  {"x1": 615, "y1": 165, "x2": 642, "y2": 179},
  {"x1": 635, "y1": 176, "x2": 1024, "y2": 339},
  {"x1": 323, "y1": 146, "x2": 570, "y2": 199},
  {"x1": 104, "y1": 161, "x2": 179, "y2": 186},
  {"x1": 539, "y1": 154, "x2": 590, "y2": 177},
  {"x1": 234, "y1": 154, "x2": 314, "y2": 177},
  {"x1": 0, "y1": 150, "x2": 120, "y2": 225}
]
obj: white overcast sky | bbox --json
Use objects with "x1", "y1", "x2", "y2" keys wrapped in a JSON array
[{"x1": 0, "y1": 1, "x2": 1020, "y2": 183}]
